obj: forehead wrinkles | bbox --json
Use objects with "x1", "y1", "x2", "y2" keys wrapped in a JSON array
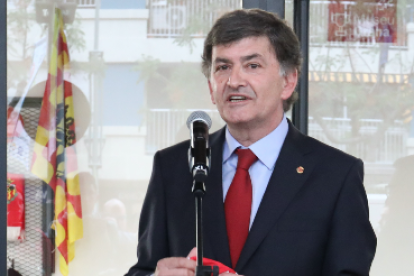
[{"x1": 212, "y1": 37, "x2": 277, "y2": 64}]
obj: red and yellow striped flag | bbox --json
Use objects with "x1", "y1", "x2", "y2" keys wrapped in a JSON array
[{"x1": 31, "y1": 8, "x2": 83, "y2": 276}]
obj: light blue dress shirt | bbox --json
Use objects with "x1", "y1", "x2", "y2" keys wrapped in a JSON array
[{"x1": 222, "y1": 116, "x2": 288, "y2": 229}]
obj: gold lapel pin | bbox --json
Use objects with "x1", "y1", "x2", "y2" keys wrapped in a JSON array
[{"x1": 296, "y1": 166, "x2": 304, "y2": 174}]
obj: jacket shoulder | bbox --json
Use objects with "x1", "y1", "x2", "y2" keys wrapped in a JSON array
[
  {"x1": 288, "y1": 122, "x2": 361, "y2": 167},
  {"x1": 307, "y1": 135, "x2": 360, "y2": 163}
]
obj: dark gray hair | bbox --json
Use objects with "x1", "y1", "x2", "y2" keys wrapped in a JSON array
[{"x1": 202, "y1": 9, "x2": 302, "y2": 112}]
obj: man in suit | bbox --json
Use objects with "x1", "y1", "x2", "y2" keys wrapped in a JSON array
[{"x1": 126, "y1": 9, "x2": 376, "y2": 276}]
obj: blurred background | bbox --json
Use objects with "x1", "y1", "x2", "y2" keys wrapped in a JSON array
[{"x1": 5, "y1": 0, "x2": 414, "y2": 275}]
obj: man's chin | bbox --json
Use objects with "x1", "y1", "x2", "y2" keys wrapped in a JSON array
[
  {"x1": 224, "y1": 118, "x2": 255, "y2": 129},
  {"x1": 221, "y1": 108, "x2": 248, "y2": 118}
]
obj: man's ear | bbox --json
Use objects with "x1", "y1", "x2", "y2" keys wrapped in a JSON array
[
  {"x1": 208, "y1": 80, "x2": 216, "y2": 105},
  {"x1": 281, "y1": 69, "x2": 298, "y2": 100}
]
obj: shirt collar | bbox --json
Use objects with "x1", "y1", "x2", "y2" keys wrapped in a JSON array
[{"x1": 223, "y1": 115, "x2": 289, "y2": 169}]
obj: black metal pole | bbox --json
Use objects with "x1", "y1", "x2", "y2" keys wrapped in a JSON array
[
  {"x1": 243, "y1": 0, "x2": 285, "y2": 19},
  {"x1": 265, "y1": 0, "x2": 285, "y2": 17},
  {"x1": 195, "y1": 194, "x2": 203, "y2": 267},
  {"x1": 0, "y1": 1, "x2": 7, "y2": 275},
  {"x1": 192, "y1": 181, "x2": 218, "y2": 276},
  {"x1": 292, "y1": 0, "x2": 310, "y2": 135}
]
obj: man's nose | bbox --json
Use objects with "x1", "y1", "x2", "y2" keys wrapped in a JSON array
[{"x1": 227, "y1": 65, "x2": 247, "y2": 89}]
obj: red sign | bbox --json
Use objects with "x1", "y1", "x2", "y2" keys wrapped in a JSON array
[{"x1": 328, "y1": 0, "x2": 397, "y2": 44}]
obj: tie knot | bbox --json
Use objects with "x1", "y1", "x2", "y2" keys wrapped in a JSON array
[{"x1": 235, "y1": 148, "x2": 258, "y2": 170}]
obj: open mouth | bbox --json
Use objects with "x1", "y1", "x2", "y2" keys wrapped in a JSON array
[{"x1": 228, "y1": 95, "x2": 248, "y2": 102}]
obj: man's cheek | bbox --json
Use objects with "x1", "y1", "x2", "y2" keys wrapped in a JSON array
[
  {"x1": 208, "y1": 81, "x2": 218, "y2": 105},
  {"x1": 211, "y1": 94, "x2": 217, "y2": 105}
]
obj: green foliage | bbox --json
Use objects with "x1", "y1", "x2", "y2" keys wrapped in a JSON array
[
  {"x1": 7, "y1": 2, "x2": 87, "y2": 91},
  {"x1": 135, "y1": 55, "x2": 164, "y2": 84},
  {"x1": 171, "y1": 1, "x2": 236, "y2": 52},
  {"x1": 65, "y1": 13, "x2": 86, "y2": 54},
  {"x1": 162, "y1": 62, "x2": 210, "y2": 109},
  {"x1": 135, "y1": 55, "x2": 211, "y2": 109}
]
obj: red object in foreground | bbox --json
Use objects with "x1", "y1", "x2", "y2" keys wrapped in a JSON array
[
  {"x1": 190, "y1": 256, "x2": 236, "y2": 274},
  {"x1": 7, "y1": 173, "x2": 25, "y2": 241}
]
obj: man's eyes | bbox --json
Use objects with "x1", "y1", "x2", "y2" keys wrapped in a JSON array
[
  {"x1": 214, "y1": 63, "x2": 260, "y2": 72},
  {"x1": 248, "y1": 63, "x2": 260, "y2": 69},
  {"x1": 216, "y1": 65, "x2": 230, "y2": 71}
]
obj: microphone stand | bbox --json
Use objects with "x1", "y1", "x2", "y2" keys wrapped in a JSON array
[
  {"x1": 192, "y1": 180, "x2": 219, "y2": 276},
  {"x1": 189, "y1": 118, "x2": 218, "y2": 276}
]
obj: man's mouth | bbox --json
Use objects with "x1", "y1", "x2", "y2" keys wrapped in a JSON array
[{"x1": 228, "y1": 96, "x2": 248, "y2": 102}]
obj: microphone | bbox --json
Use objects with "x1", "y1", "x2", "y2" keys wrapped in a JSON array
[{"x1": 186, "y1": 111, "x2": 212, "y2": 182}]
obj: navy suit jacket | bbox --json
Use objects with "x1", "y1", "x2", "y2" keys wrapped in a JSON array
[{"x1": 126, "y1": 121, "x2": 377, "y2": 276}]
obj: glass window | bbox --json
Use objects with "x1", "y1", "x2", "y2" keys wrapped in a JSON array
[
  {"x1": 308, "y1": 0, "x2": 414, "y2": 275},
  {"x1": 6, "y1": 1, "x2": 240, "y2": 275}
]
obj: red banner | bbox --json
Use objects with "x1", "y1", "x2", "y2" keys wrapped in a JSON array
[{"x1": 328, "y1": 0, "x2": 397, "y2": 44}]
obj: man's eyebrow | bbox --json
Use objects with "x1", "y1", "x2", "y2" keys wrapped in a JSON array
[
  {"x1": 213, "y1": 54, "x2": 263, "y2": 64},
  {"x1": 213, "y1": 57, "x2": 231, "y2": 64},
  {"x1": 240, "y1": 53, "x2": 262, "y2": 62}
]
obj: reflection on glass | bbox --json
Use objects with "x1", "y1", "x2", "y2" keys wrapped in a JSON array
[
  {"x1": 6, "y1": 0, "x2": 240, "y2": 275},
  {"x1": 371, "y1": 155, "x2": 414, "y2": 275},
  {"x1": 308, "y1": 0, "x2": 414, "y2": 275}
]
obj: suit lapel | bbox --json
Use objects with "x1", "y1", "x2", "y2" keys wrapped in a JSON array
[
  {"x1": 236, "y1": 122, "x2": 317, "y2": 272},
  {"x1": 202, "y1": 127, "x2": 232, "y2": 267}
]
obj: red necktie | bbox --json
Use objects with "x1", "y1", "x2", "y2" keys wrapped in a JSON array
[{"x1": 225, "y1": 148, "x2": 258, "y2": 268}]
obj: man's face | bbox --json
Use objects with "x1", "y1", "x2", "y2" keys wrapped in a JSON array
[{"x1": 208, "y1": 36, "x2": 297, "y2": 131}]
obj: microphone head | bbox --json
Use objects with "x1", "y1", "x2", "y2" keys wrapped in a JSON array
[{"x1": 186, "y1": 111, "x2": 212, "y2": 129}]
